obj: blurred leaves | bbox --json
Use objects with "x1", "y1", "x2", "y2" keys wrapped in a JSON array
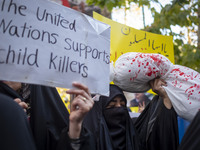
[{"x1": 86, "y1": 0, "x2": 200, "y2": 72}]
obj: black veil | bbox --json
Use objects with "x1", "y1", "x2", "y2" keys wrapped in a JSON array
[{"x1": 83, "y1": 84, "x2": 141, "y2": 150}]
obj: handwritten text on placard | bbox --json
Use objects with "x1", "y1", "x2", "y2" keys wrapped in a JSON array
[
  {"x1": 93, "y1": 12, "x2": 174, "y2": 64},
  {"x1": 0, "y1": 0, "x2": 111, "y2": 96}
]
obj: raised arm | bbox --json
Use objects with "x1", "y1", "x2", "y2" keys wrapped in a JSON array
[
  {"x1": 149, "y1": 78, "x2": 172, "y2": 109},
  {"x1": 66, "y1": 82, "x2": 94, "y2": 139}
]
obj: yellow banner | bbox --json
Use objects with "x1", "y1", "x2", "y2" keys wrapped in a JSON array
[{"x1": 93, "y1": 12, "x2": 174, "y2": 63}]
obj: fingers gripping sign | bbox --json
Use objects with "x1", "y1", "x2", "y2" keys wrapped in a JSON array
[{"x1": 66, "y1": 82, "x2": 94, "y2": 139}]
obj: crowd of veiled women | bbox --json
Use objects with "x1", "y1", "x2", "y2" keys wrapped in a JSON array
[{"x1": 0, "y1": 77, "x2": 199, "y2": 150}]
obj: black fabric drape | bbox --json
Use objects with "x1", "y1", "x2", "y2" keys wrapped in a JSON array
[
  {"x1": 0, "y1": 82, "x2": 23, "y2": 99},
  {"x1": 30, "y1": 84, "x2": 70, "y2": 150},
  {"x1": 134, "y1": 95, "x2": 179, "y2": 150},
  {"x1": 0, "y1": 82, "x2": 95, "y2": 150},
  {"x1": 83, "y1": 84, "x2": 140, "y2": 150},
  {"x1": 178, "y1": 111, "x2": 200, "y2": 150},
  {"x1": 0, "y1": 87, "x2": 36, "y2": 150}
]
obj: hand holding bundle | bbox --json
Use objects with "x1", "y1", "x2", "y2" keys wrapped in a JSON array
[{"x1": 111, "y1": 52, "x2": 200, "y2": 121}]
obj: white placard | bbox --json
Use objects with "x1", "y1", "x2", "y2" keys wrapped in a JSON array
[{"x1": 0, "y1": 0, "x2": 110, "y2": 96}]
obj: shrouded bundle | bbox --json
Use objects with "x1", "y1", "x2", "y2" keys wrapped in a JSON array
[{"x1": 111, "y1": 52, "x2": 200, "y2": 121}]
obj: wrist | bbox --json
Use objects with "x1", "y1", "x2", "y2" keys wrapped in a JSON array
[
  {"x1": 69, "y1": 120, "x2": 82, "y2": 139},
  {"x1": 163, "y1": 97, "x2": 172, "y2": 109}
]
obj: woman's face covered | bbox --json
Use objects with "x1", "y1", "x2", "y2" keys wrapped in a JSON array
[
  {"x1": 103, "y1": 95, "x2": 127, "y2": 127},
  {"x1": 104, "y1": 106, "x2": 127, "y2": 129},
  {"x1": 103, "y1": 95, "x2": 127, "y2": 130},
  {"x1": 102, "y1": 85, "x2": 128, "y2": 149}
]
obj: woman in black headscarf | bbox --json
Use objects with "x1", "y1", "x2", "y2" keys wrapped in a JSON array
[
  {"x1": 0, "y1": 81, "x2": 95, "y2": 150},
  {"x1": 83, "y1": 84, "x2": 141, "y2": 150},
  {"x1": 134, "y1": 78, "x2": 179, "y2": 150}
]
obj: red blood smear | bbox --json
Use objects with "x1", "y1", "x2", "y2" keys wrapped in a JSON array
[
  {"x1": 146, "y1": 66, "x2": 153, "y2": 76},
  {"x1": 147, "y1": 72, "x2": 152, "y2": 76},
  {"x1": 149, "y1": 55, "x2": 163, "y2": 66}
]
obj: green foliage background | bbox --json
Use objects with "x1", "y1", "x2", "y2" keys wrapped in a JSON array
[{"x1": 86, "y1": 0, "x2": 200, "y2": 72}]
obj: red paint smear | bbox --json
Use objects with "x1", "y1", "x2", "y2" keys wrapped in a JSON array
[
  {"x1": 171, "y1": 68, "x2": 198, "y2": 81},
  {"x1": 149, "y1": 55, "x2": 163, "y2": 67},
  {"x1": 129, "y1": 70, "x2": 131, "y2": 72},
  {"x1": 137, "y1": 59, "x2": 141, "y2": 66},
  {"x1": 137, "y1": 53, "x2": 144, "y2": 59},
  {"x1": 185, "y1": 84, "x2": 197, "y2": 93},
  {"x1": 147, "y1": 72, "x2": 152, "y2": 76},
  {"x1": 194, "y1": 74, "x2": 198, "y2": 78},
  {"x1": 174, "y1": 80, "x2": 178, "y2": 87},
  {"x1": 185, "y1": 84, "x2": 200, "y2": 100},
  {"x1": 146, "y1": 66, "x2": 153, "y2": 77},
  {"x1": 132, "y1": 73, "x2": 138, "y2": 81},
  {"x1": 189, "y1": 102, "x2": 192, "y2": 104},
  {"x1": 171, "y1": 68, "x2": 181, "y2": 73},
  {"x1": 146, "y1": 62, "x2": 149, "y2": 66}
]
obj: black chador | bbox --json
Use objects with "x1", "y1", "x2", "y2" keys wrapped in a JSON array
[
  {"x1": 0, "y1": 82, "x2": 95, "y2": 150},
  {"x1": 134, "y1": 95, "x2": 179, "y2": 150},
  {"x1": 84, "y1": 84, "x2": 141, "y2": 150},
  {"x1": 178, "y1": 111, "x2": 200, "y2": 150}
]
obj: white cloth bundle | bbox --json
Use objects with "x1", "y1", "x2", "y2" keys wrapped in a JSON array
[{"x1": 111, "y1": 52, "x2": 200, "y2": 121}]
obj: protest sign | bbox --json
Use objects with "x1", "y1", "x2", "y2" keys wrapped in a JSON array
[
  {"x1": 93, "y1": 12, "x2": 174, "y2": 63},
  {"x1": 0, "y1": 0, "x2": 111, "y2": 96}
]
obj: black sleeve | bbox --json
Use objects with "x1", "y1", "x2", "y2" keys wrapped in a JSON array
[
  {"x1": 0, "y1": 94, "x2": 36, "y2": 150},
  {"x1": 147, "y1": 102, "x2": 179, "y2": 150},
  {"x1": 178, "y1": 111, "x2": 200, "y2": 150},
  {"x1": 134, "y1": 95, "x2": 179, "y2": 150},
  {"x1": 56, "y1": 126, "x2": 96, "y2": 150}
]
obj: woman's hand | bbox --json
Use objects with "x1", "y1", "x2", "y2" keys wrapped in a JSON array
[
  {"x1": 138, "y1": 101, "x2": 145, "y2": 113},
  {"x1": 149, "y1": 78, "x2": 172, "y2": 109},
  {"x1": 14, "y1": 98, "x2": 28, "y2": 112},
  {"x1": 66, "y1": 82, "x2": 94, "y2": 139}
]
